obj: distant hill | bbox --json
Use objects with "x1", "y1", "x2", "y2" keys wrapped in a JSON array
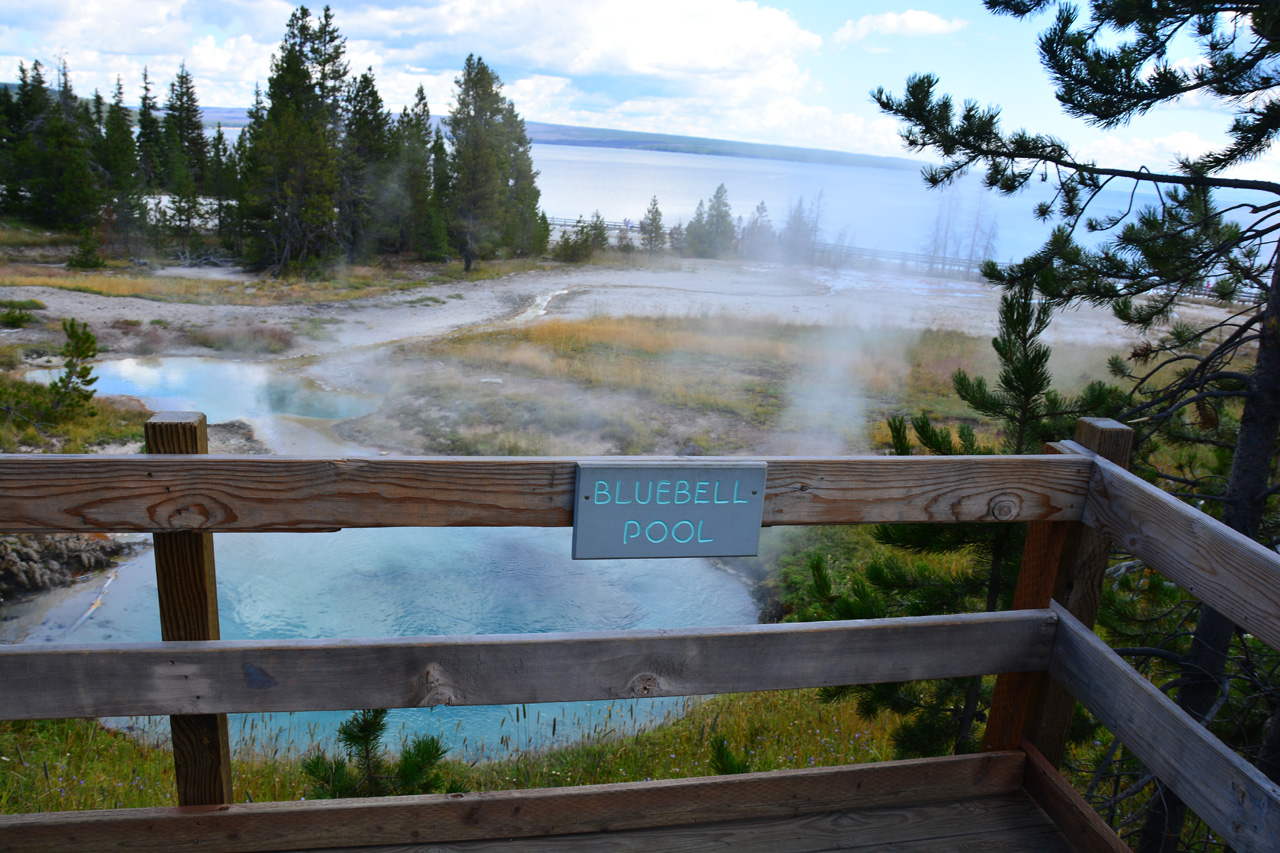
[{"x1": 0, "y1": 88, "x2": 921, "y2": 172}]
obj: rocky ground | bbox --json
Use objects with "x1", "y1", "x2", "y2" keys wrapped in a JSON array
[{"x1": 0, "y1": 533, "x2": 136, "y2": 601}]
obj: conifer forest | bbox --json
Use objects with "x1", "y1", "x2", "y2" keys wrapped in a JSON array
[{"x1": 0, "y1": 5, "x2": 548, "y2": 274}]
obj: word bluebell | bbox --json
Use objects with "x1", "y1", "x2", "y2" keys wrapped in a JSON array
[{"x1": 591, "y1": 479, "x2": 753, "y2": 507}]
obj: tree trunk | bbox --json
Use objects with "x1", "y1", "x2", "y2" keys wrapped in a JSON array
[{"x1": 1139, "y1": 260, "x2": 1280, "y2": 852}]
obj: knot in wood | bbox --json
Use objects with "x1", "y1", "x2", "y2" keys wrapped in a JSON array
[
  {"x1": 419, "y1": 663, "x2": 459, "y2": 706},
  {"x1": 987, "y1": 492, "x2": 1023, "y2": 522},
  {"x1": 149, "y1": 495, "x2": 233, "y2": 529},
  {"x1": 627, "y1": 672, "x2": 661, "y2": 697}
]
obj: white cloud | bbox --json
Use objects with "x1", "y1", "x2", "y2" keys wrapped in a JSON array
[
  {"x1": 1077, "y1": 129, "x2": 1280, "y2": 182},
  {"x1": 343, "y1": 0, "x2": 821, "y2": 96},
  {"x1": 0, "y1": 0, "x2": 906, "y2": 157},
  {"x1": 834, "y1": 10, "x2": 967, "y2": 45}
]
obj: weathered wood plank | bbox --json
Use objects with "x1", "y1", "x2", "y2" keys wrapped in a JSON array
[
  {"x1": 0, "y1": 454, "x2": 1093, "y2": 533},
  {"x1": 1019, "y1": 738, "x2": 1128, "y2": 853},
  {"x1": 298, "y1": 794, "x2": 1072, "y2": 852},
  {"x1": 146, "y1": 413, "x2": 232, "y2": 808},
  {"x1": 986, "y1": 419, "x2": 1135, "y2": 762},
  {"x1": 0, "y1": 753, "x2": 1026, "y2": 853},
  {"x1": 1075, "y1": 444, "x2": 1280, "y2": 652},
  {"x1": 0, "y1": 611, "x2": 1057, "y2": 719},
  {"x1": 1047, "y1": 602, "x2": 1280, "y2": 853}
]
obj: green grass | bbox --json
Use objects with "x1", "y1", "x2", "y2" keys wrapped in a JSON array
[
  {"x1": 0, "y1": 375, "x2": 148, "y2": 453},
  {"x1": 2, "y1": 688, "x2": 899, "y2": 813}
]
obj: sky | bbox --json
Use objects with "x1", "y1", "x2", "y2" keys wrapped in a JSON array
[{"x1": 3, "y1": 0, "x2": 1277, "y2": 181}]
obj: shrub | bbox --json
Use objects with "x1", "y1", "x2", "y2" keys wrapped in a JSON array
[
  {"x1": 0, "y1": 308, "x2": 34, "y2": 328},
  {"x1": 66, "y1": 231, "x2": 106, "y2": 270},
  {"x1": 49, "y1": 319, "x2": 97, "y2": 414},
  {"x1": 301, "y1": 709, "x2": 462, "y2": 799},
  {"x1": 552, "y1": 218, "x2": 595, "y2": 263}
]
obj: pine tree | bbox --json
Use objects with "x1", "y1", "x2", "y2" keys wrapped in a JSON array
[
  {"x1": 874, "y1": 3, "x2": 1280, "y2": 847},
  {"x1": 706, "y1": 183, "x2": 735, "y2": 256},
  {"x1": 683, "y1": 200, "x2": 710, "y2": 257},
  {"x1": 136, "y1": 68, "x2": 163, "y2": 191},
  {"x1": 301, "y1": 709, "x2": 461, "y2": 799},
  {"x1": 446, "y1": 54, "x2": 508, "y2": 268},
  {"x1": 238, "y1": 5, "x2": 344, "y2": 271},
  {"x1": 798, "y1": 284, "x2": 1121, "y2": 758},
  {"x1": 640, "y1": 196, "x2": 665, "y2": 253},
  {"x1": 206, "y1": 125, "x2": 234, "y2": 246},
  {"x1": 498, "y1": 100, "x2": 547, "y2": 256},
  {"x1": 338, "y1": 67, "x2": 391, "y2": 261},
  {"x1": 446, "y1": 54, "x2": 546, "y2": 267},
  {"x1": 161, "y1": 63, "x2": 207, "y2": 192},
  {"x1": 304, "y1": 4, "x2": 349, "y2": 134},
  {"x1": 740, "y1": 200, "x2": 775, "y2": 260},
  {"x1": 0, "y1": 62, "x2": 51, "y2": 217},
  {"x1": 780, "y1": 195, "x2": 821, "y2": 265},
  {"x1": 101, "y1": 78, "x2": 145, "y2": 255},
  {"x1": 390, "y1": 87, "x2": 448, "y2": 260},
  {"x1": 11, "y1": 62, "x2": 100, "y2": 231}
]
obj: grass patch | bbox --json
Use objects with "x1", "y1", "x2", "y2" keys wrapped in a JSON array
[
  {"x1": 428, "y1": 316, "x2": 799, "y2": 427},
  {"x1": 0, "y1": 376, "x2": 147, "y2": 453},
  {"x1": 466, "y1": 690, "x2": 897, "y2": 792},
  {"x1": 2, "y1": 688, "x2": 896, "y2": 812},
  {"x1": 0, "y1": 718, "x2": 308, "y2": 812},
  {"x1": 0, "y1": 299, "x2": 46, "y2": 311},
  {"x1": 0, "y1": 220, "x2": 78, "y2": 249},
  {"x1": 0, "y1": 258, "x2": 545, "y2": 306},
  {"x1": 188, "y1": 325, "x2": 295, "y2": 354},
  {"x1": 296, "y1": 317, "x2": 342, "y2": 341}
]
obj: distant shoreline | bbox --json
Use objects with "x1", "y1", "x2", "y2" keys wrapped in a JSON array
[{"x1": 196, "y1": 106, "x2": 925, "y2": 172}]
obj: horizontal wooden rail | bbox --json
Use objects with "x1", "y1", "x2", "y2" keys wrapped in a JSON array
[
  {"x1": 0, "y1": 752, "x2": 1026, "y2": 853},
  {"x1": 0, "y1": 454, "x2": 1092, "y2": 533},
  {"x1": 1047, "y1": 602, "x2": 1280, "y2": 852},
  {"x1": 0, "y1": 610, "x2": 1056, "y2": 719},
  {"x1": 1073, "y1": 444, "x2": 1280, "y2": 652}
]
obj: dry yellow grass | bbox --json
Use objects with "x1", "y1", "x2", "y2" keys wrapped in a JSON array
[
  {"x1": 0, "y1": 271, "x2": 236, "y2": 303},
  {"x1": 432, "y1": 316, "x2": 795, "y2": 425},
  {"x1": 0, "y1": 258, "x2": 548, "y2": 306},
  {"x1": 520, "y1": 315, "x2": 795, "y2": 361}
]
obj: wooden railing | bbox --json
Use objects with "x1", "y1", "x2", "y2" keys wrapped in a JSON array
[{"x1": 2, "y1": 416, "x2": 1279, "y2": 852}]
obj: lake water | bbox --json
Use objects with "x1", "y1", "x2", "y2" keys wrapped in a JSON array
[
  {"x1": 9, "y1": 357, "x2": 759, "y2": 758},
  {"x1": 530, "y1": 143, "x2": 1183, "y2": 263}
]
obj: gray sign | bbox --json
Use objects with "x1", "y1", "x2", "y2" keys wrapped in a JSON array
[{"x1": 573, "y1": 461, "x2": 767, "y2": 559}]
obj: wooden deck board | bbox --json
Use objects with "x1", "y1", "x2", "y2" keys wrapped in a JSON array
[
  {"x1": 0, "y1": 754, "x2": 1030, "y2": 853},
  {"x1": 292, "y1": 793, "x2": 1073, "y2": 852}
]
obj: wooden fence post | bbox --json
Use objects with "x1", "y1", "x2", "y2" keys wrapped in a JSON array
[
  {"x1": 982, "y1": 417, "x2": 1134, "y2": 765},
  {"x1": 145, "y1": 412, "x2": 232, "y2": 806}
]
